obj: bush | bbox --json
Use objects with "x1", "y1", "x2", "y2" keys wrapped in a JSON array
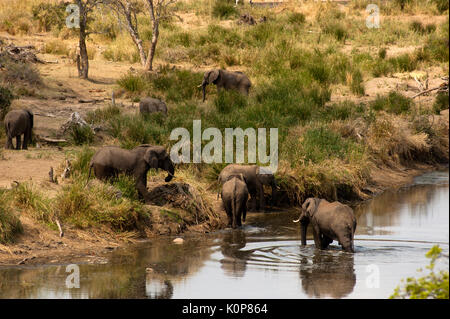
[
  {"x1": 288, "y1": 12, "x2": 306, "y2": 25},
  {"x1": 370, "y1": 91, "x2": 413, "y2": 114},
  {"x1": 43, "y1": 40, "x2": 70, "y2": 55},
  {"x1": 349, "y1": 69, "x2": 365, "y2": 96},
  {"x1": 0, "y1": 193, "x2": 23, "y2": 244},
  {"x1": 322, "y1": 22, "x2": 348, "y2": 42},
  {"x1": 299, "y1": 126, "x2": 362, "y2": 163},
  {"x1": 433, "y1": 92, "x2": 449, "y2": 114},
  {"x1": 31, "y1": 2, "x2": 67, "y2": 32},
  {"x1": 69, "y1": 125, "x2": 94, "y2": 146},
  {"x1": 86, "y1": 104, "x2": 121, "y2": 124},
  {"x1": 431, "y1": 0, "x2": 449, "y2": 13},
  {"x1": 0, "y1": 59, "x2": 42, "y2": 86},
  {"x1": 212, "y1": 0, "x2": 239, "y2": 19},
  {"x1": 117, "y1": 72, "x2": 146, "y2": 94},
  {"x1": 391, "y1": 245, "x2": 449, "y2": 299},
  {"x1": 0, "y1": 86, "x2": 13, "y2": 120}
]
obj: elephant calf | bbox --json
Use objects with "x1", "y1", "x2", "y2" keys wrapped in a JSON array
[
  {"x1": 4, "y1": 109, "x2": 33, "y2": 150},
  {"x1": 139, "y1": 97, "x2": 167, "y2": 116},
  {"x1": 88, "y1": 144, "x2": 175, "y2": 200},
  {"x1": 200, "y1": 69, "x2": 251, "y2": 102},
  {"x1": 221, "y1": 174, "x2": 249, "y2": 229},
  {"x1": 294, "y1": 197, "x2": 357, "y2": 253}
]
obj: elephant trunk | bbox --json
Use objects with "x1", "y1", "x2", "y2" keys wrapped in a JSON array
[
  {"x1": 202, "y1": 83, "x2": 207, "y2": 102},
  {"x1": 300, "y1": 220, "x2": 309, "y2": 246},
  {"x1": 164, "y1": 160, "x2": 175, "y2": 182}
]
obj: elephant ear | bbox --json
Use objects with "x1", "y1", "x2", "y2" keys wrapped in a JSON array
[
  {"x1": 144, "y1": 149, "x2": 159, "y2": 169},
  {"x1": 302, "y1": 198, "x2": 316, "y2": 216},
  {"x1": 207, "y1": 69, "x2": 220, "y2": 84}
]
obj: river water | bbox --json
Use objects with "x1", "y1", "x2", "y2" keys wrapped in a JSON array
[{"x1": 0, "y1": 170, "x2": 448, "y2": 299}]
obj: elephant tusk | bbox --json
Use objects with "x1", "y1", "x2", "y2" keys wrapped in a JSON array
[
  {"x1": 197, "y1": 84, "x2": 203, "y2": 88},
  {"x1": 293, "y1": 218, "x2": 300, "y2": 223}
]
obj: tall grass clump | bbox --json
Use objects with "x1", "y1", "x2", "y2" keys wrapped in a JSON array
[
  {"x1": 212, "y1": 0, "x2": 239, "y2": 19},
  {"x1": 117, "y1": 72, "x2": 146, "y2": 95},
  {"x1": 0, "y1": 192, "x2": 23, "y2": 244},
  {"x1": 86, "y1": 104, "x2": 122, "y2": 124},
  {"x1": 433, "y1": 92, "x2": 449, "y2": 114},
  {"x1": 71, "y1": 146, "x2": 95, "y2": 179},
  {"x1": 370, "y1": 91, "x2": 413, "y2": 114},
  {"x1": 0, "y1": 86, "x2": 13, "y2": 120},
  {"x1": 214, "y1": 90, "x2": 248, "y2": 113},
  {"x1": 69, "y1": 125, "x2": 95, "y2": 146},
  {"x1": 11, "y1": 182, "x2": 53, "y2": 223}
]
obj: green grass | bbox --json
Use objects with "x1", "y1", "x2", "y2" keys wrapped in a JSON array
[
  {"x1": 212, "y1": 0, "x2": 239, "y2": 19},
  {"x1": 0, "y1": 191, "x2": 23, "y2": 244},
  {"x1": 370, "y1": 91, "x2": 413, "y2": 115},
  {"x1": 433, "y1": 92, "x2": 449, "y2": 114}
]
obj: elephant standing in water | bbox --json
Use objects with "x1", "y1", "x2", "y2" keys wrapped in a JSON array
[
  {"x1": 88, "y1": 144, "x2": 174, "y2": 200},
  {"x1": 294, "y1": 197, "x2": 357, "y2": 253},
  {"x1": 221, "y1": 174, "x2": 249, "y2": 229},
  {"x1": 3, "y1": 109, "x2": 33, "y2": 150},
  {"x1": 199, "y1": 69, "x2": 251, "y2": 102},
  {"x1": 218, "y1": 164, "x2": 277, "y2": 212}
]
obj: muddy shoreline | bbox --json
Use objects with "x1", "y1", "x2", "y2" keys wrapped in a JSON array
[{"x1": 0, "y1": 161, "x2": 447, "y2": 267}]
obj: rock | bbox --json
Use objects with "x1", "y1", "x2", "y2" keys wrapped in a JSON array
[{"x1": 173, "y1": 237, "x2": 184, "y2": 244}]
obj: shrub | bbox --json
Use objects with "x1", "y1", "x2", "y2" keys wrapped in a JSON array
[
  {"x1": 31, "y1": 2, "x2": 67, "y2": 32},
  {"x1": 69, "y1": 125, "x2": 94, "y2": 146},
  {"x1": 433, "y1": 92, "x2": 449, "y2": 114},
  {"x1": 431, "y1": 0, "x2": 449, "y2": 13},
  {"x1": 117, "y1": 72, "x2": 146, "y2": 94},
  {"x1": 288, "y1": 12, "x2": 306, "y2": 25},
  {"x1": 322, "y1": 22, "x2": 348, "y2": 42},
  {"x1": 299, "y1": 126, "x2": 362, "y2": 163},
  {"x1": 86, "y1": 104, "x2": 121, "y2": 124},
  {"x1": 0, "y1": 193, "x2": 23, "y2": 244},
  {"x1": 0, "y1": 59, "x2": 42, "y2": 86},
  {"x1": 391, "y1": 245, "x2": 449, "y2": 299},
  {"x1": 43, "y1": 40, "x2": 70, "y2": 55},
  {"x1": 378, "y1": 48, "x2": 387, "y2": 59},
  {"x1": 212, "y1": 0, "x2": 239, "y2": 19},
  {"x1": 349, "y1": 69, "x2": 365, "y2": 96},
  {"x1": 0, "y1": 86, "x2": 13, "y2": 120},
  {"x1": 370, "y1": 91, "x2": 413, "y2": 114}
]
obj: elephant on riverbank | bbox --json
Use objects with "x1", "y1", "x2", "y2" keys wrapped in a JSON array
[
  {"x1": 3, "y1": 109, "x2": 33, "y2": 150},
  {"x1": 294, "y1": 197, "x2": 357, "y2": 253},
  {"x1": 139, "y1": 97, "x2": 167, "y2": 116},
  {"x1": 88, "y1": 144, "x2": 174, "y2": 199},
  {"x1": 218, "y1": 164, "x2": 277, "y2": 212},
  {"x1": 221, "y1": 174, "x2": 249, "y2": 229},
  {"x1": 199, "y1": 69, "x2": 251, "y2": 102}
]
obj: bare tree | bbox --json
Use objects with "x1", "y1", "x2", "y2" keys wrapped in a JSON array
[
  {"x1": 107, "y1": 0, "x2": 147, "y2": 67},
  {"x1": 108, "y1": 0, "x2": 178, "y2": 71}
]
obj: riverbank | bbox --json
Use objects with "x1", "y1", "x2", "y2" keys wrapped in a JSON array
[{"x1": 0, "y1": 154, "x2": 447, "y2": 266}]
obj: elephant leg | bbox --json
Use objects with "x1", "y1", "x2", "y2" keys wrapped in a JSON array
[
  {"x1": 312, "y1": 224, "x2": 324, "y2": 250},
  {"x1": 258, "y1": 184, "x2": 265, "y2": 212},
  {"x1": 22, "y1": 134, "x2": 28, "y2": 150},
  {"x1": 321, "y1": 235, "x2": 333, "y2": 249},
  {"x1": 248, "y1": 193, "x2": 257, "y2": 212},
  {"x1": 235, "y1": 200, "x2": 243, "y2": 227},
  {"x1": 224, "y1": 201, "x2": 232, "y2": 228},
  {"x1": 15, "y1": 135, "x2": 21, "y2": 150},
  {"x1": 5, "y1": 136, "x2": 13, "y2": 149}
]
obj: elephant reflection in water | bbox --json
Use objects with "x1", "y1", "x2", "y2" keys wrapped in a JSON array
[
  {"x1": 299, "y1": 253, "x2": 356, "y2": 298},
  {"x1": 145, "y1": 274, "x2": 173, "y2": 299},
  {"x1": 220, "y1": 230, "x2": 253, "y2": 278}
]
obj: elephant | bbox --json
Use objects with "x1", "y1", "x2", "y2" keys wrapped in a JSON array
[
  {"x1": 199, "y1": 69, "x2": 251, "y2": 102},
  {"x1": 221, "y1": 174, "x2": 249, "y2": 229},
  {"x1": 218, "y1": 164, "x2": 277, "y2": 212},
  {"x1": 3, "y1": 109, "x2": 33, "y2": 150},
  {"x1": 88, "y1": 144, "x2": 174, "y2": 199},
  {"x1": 139, "y1": 97, "x2": 168, "y2": 116},
  {"x1": 294, "y1": 197, "x2": 357, "y2": 253}
]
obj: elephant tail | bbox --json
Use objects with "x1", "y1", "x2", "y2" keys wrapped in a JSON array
[{"x1": 86, "y1": 162, "x2": 94, "y2": 187}]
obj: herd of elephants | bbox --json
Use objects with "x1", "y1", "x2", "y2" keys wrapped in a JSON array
[{"x1": 3, "y1": 68, "x2": 357, "y2": 253}]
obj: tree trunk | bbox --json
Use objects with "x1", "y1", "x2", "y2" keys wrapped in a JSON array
[
  {"x1": 77, "y1": 0, "x2": 89, "y2": 79},
  {"x1": 144, "y1": 23, "x2": 158, "y2": 71}
]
